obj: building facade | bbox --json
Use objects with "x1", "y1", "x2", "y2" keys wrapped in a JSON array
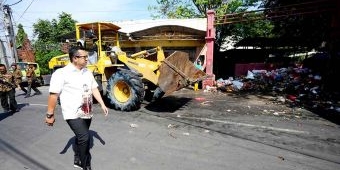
[{"x1": 115, "y1": 18, "x2": 207, "y2": 62}]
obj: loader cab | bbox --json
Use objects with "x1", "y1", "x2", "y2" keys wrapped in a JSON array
[
  {"x1": 75, "y1": 22, "x2": 121, "y2": 59},
  {"x1": 75, "y1": 22, "x2": 123, "y2": 74}
]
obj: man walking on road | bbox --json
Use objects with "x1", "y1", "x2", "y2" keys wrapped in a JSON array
[
  {"x1": 11, "y1": 63, "x2": 27, "y2": 94},
  {"x1": 0, "y1": 64, "x2": 19, "y2": 114},
  {"x1": 45, "y1": 46, "x2": 109, "y2": 170},
  {"x1": 25, "y1": 64, "x2": 42, "y2": 98}
]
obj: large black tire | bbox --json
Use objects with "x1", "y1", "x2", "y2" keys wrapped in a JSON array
[{"x1": 106, "y1": 70, "x2": 144, "y2": 111}]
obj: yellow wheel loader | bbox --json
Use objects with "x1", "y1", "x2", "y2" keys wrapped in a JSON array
[{"x1": 64, "y1": 22, "x2": 206, "y2": 111}]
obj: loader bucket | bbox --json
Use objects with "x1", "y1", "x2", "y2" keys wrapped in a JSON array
[{"x1": 158, "y1": 51, "x2": 206, "y2": 95}]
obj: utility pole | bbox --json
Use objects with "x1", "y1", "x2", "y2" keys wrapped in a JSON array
[
  {"x1": 0, "y1": 39, "x2": 10, "y2": 67},
  {"x1": 0, "y1": 0, "x2": 10, "y2": 67},
  {"x1": 2, "y1": 3, "x2": 19, "y2": 63}
]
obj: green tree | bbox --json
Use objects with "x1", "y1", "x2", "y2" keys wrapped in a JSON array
[
  {"x1": 149, "y1": 0, "x2": 274, "y2": 49},
  {"x1": 263, "y1": 0, "x2": 336, "y2": 50},
  {"x1": 35, "y1": 49, "x2": 63, "y2": 74},
  {"x1": 148, "y1": 0, "x2": 201, "y2": 18},
  {"x1": 263, "y1": 0, "x2": 339, "y2": 92},
  {"x1": 15, "y1": 24, "x2": 27, "y2": 47},
  {"x1": 33, "y1": 19, "x2": 54, "y2": 42},
  {"x1": 32, "y1": 12, "x2": 77, "y2": 74},
  {"x1": 149, "y1": 0, "x2": 260, "y2": 18}
]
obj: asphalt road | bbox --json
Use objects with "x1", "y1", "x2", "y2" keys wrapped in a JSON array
[{"x1": 0, "y1": 86, "x2": 339, "y2": 170}]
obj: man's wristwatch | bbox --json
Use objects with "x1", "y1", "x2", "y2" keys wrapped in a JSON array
[{"x1": 46, "y1": 113, "x2": 54, "y2": 119}]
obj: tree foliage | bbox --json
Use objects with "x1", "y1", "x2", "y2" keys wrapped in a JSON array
[
  {"x1": 32, "y1": 12, "x2": 76, "y2": 74},
  {"x1": 149, "y1": 0, "x2": 274, "y2": 49},
  {"x1": 15, "y1": 24, "x2": 27, "y2": 47},
  {"x1": 148, "y1": 0, "x2": 201, "y2": 19},
  {"x1": 262, "y1": 0, "x2": 336, "y2": 50},
  {"x1": 33, "y1": 12, "x2": 76, "y2": 42},
  {"x1": 35, "y1": 49, "x2": 63, "y2": 74},
  {"x1": 149, "y1": 0, "x2": 261, "y2": 18}
]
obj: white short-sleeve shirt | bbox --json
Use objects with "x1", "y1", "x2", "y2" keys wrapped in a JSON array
[{"x1": 49, "y1": 63, "x2": 98, "y2": 120}]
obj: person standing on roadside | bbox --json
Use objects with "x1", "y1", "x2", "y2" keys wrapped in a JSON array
[
  {"x1": 45, "y1": 46, "x2": 109, "y2": 170},
  {"x1": 25, "y1": 64, "x2": 41, "y2": 98},
  {"x1": 11, "y1": 63, "x2": 27, "y2": 94},
  {"x1": 0, "y1": 64, "x2": 19, "y2": 114}
]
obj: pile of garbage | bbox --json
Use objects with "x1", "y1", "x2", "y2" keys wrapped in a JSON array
[{"x1": 213, "y1": 66, "x2": 340, "y2": 113}]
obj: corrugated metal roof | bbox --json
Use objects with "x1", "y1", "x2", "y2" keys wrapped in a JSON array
[{"x1": 113, "y1": 18, "x2": 207, "y2": 33}]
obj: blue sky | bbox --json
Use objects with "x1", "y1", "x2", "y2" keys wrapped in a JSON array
[{"x1": 2, "y1": 0, "x2": 158, "y2": 39}]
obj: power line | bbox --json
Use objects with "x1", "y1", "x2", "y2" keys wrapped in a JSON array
[
  {"x1": 17, "y1": 0, "x2": 35, "y2": 22},
  {"x1": 8, "y1": 0, "x2": 22, "y2": 6}
]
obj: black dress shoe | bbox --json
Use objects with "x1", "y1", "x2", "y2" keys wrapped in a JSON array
[
  {"x1": 84, "y1": 166, "x2": 92, "y2": 170},
  {"x1": 73, "y1": 156, "x2": 81, "y2": 169},
  {"x1": 10, "y1": 109, "x2": 20, "y2": 114}
]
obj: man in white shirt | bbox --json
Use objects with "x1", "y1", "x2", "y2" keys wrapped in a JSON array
[{"x1": 45, "y1": 46, "x2": 108, "y2": 170}]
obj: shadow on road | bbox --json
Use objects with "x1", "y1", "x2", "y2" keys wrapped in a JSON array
[
  {"x1": 59, "y1": 130, "x2": 106, "y2": 155},
  {"x1": 0, "y1": 111, "x2": 13, "y2": 121},
  {"x1": 144, "y1": 96, "x2": 192, "y2": 113},
  {"x1": 0, "y1": 138, "x2": 50, "y2": 169},
  {"x1": 303, "y1": 107, "x2": 340, "y2": 125},
  {"x1": 0, "y1": 103, "x2": 28, "y2": 121},
  {"x1": 231, "y1": 91, "x2": 340, "y2": 125}
]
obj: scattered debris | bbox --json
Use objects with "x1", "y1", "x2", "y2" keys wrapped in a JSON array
[
  {"x1": 168, "y1": 124, "x2": 179, "y2": 128},
  {"x1": 182, "y1": 132, "x2": 190, "y2": 136},
  {"x1": 130, "y1": 123, "x2": 139, "y2": 128},
  {"x1": 168, "y1": 132, "x2": 177, "y2": 139},
  {"x1": 195, "y1": 97, "x2": 206, "y2": 101},
  {"x1": 278, "y1": 156, "x2": 285, "y2": 161},
  {"x1": 204, "y1": 85, "x2": 217, "y2": 93},
  {"x1": 145, "y1": 132, "x2": 151, "y2": 138},
  {"x1": 201, "y1": 101, "x2": 212, "y2": 106},
  {"x1": 211, "y1": 65, "x2": 339, "y2": 117}
]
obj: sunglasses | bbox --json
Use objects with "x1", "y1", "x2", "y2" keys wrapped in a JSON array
[{"x1": 76, "y1": 55, "x2": 88, "y2": 59}]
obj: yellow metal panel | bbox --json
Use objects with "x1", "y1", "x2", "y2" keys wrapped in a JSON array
[
  {"x1": 76, "y1": 25, "x2": 80, "y2": 40},
  {"x1": 117, "y1": 49, "x2": 164, "y2": 85},
  {"x1": 48, "y1": 54, "x2": 69, "y2": 69}
]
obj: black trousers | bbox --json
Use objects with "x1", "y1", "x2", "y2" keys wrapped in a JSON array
[
  {"x1": 0, "y1": 88, "x2": 17, "y2": 111},
  {"x1": 66, "y1": 118, "x2": 92, "y2": 168},
  {"x1": 19, "y1": 82, "x2": 27, "y2": 94},
  {"x1": 26, "y1": 81, "x2": 41, "y2": 95}
]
